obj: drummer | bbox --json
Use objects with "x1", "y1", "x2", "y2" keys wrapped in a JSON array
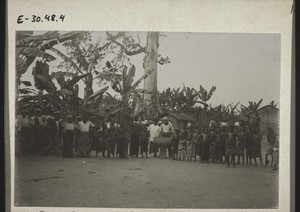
[{"x1": 160, "y1": 117, "x2": 175, "y2": 157}]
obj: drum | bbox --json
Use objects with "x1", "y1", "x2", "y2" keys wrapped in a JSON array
[{"x1": 153, "y1": 137, "x2": 172, "y2": 147}]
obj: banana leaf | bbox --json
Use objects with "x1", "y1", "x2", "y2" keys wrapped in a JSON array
[
  {"x1": 56, "y1": 89, "x2": 74, "y2": 96},
  {"x1": 17, "y1": 46, "x2": 56, "y2": 61},
  {"x1": 83, "y1": 86, "x2": 109, "y2": 105},
  {"x1": 20, "y1": 81, "x2": 32, "y2": 86},
  {"x1": 64, "y1": 73, "x2": 89, "y2": 89}
]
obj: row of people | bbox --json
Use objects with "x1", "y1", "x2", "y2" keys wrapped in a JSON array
[{"x1": 16, "y1": 108, "x2": 278, "y2": 170}]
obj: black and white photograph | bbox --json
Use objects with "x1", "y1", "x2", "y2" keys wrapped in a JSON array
[
  {"x1": 6, "y1": 0, "x2": 293, "y2": 211},
  {"x1": 14, "y1": 30, "x2": 281, "y2": 209}
]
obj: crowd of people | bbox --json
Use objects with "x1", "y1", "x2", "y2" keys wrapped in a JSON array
[{"x1": 15, "y1": 107, "x2": 279, "y2": 170}]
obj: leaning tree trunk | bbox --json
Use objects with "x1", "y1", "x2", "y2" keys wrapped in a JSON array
[{"x1": 143, "y1": 32, "x2": 160, "y2": 117}]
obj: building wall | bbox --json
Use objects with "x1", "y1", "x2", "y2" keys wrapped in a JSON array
[{"x1": 250, "y1": 108, "x2": 279, "y2": 136}]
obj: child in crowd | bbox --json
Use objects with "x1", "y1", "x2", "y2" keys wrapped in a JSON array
[{"x1": 178, "y1": 130, "x2": 187, "y2": 161}]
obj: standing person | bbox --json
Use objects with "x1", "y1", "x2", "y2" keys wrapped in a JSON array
[
  {"x1": 130, "y1": 116, "x2": 141, "y2": 158},
  {"x1": 237, "y1": 125, "x2": 246, "y2": 165},
  {"x1": 244, "y1": 125, "x2": 253, "y2": 165},
  {"x1": 160, "y1": 117, "x2": 174, "y2": 158},
  {"x1": 225, "y1": 126, "x2": 238, "y2": 168},
  {"x1": 42, "y1": 117, "x2": 57, "y2": 155},
  {"x1": 265, "y1": 127, "x2": 276, "y2": 166},
  {"x1": 250, "y1": 127, "x2": 263, "y2": 166},
  {"x1": 172, "y1": 128, "x2": 180, "y2": 160},
  {"x1": 193, "y1": 128, "x2": 203, "y2": 162},
  {"x1": 185, "y1": 123, "x2": 194, "y2": 162},
  {"x1": 214, "y1": 127, "x2": 223, "y2": 163},
  {"x1": 209, "y1": 128, "x2": 217, "y2": 163},
  {"x1": 147, "y1": 118, "x2": 161, "y2": 157},
  {"x1": 116, "y1": 126, "x2": 125, "y2": 159},
  {"x1": 100, "y1": 129, "x2": 109, "y2": 158},
  {"x1": 201, "y1": 127, "x2": 210, "y2": 163},
  {"x1": 53, "y1": 111, "x2": 63, "y2": 155},
  {"x1": 17, "y1": 110, "x2": 31, "y2": 156},
  {"x1": 30, "y1": 109, "x2": 42, "y2": 154},
  {"x1": 178, "y1": 130, "x2": 187, "y2": 161},
  {"x1": 219, "y1": 127, "x2": 228, "y2": 163},
  {"x1": 62, "y1": 115, "x2": 75, "y2": 158},
  {"x1": 140, "y1": 126, "x2": 150, "y2": 158},
  {"x1": 75, "y1": 115, "x2": 95, "y2": 158},
  {"x1": 107, "y1": 124, "x2": 118, "y2": 158}
]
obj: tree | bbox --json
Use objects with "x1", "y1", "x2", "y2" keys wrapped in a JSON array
[
  {"x1": 102, "y1": 62, "x2": 154, "y2": 125},
  {"x1": 239, "y1": 99, "x2": 263, "y2": 116},
  {"x1": 51, "y1": 32, "x2": 113, "y2": 99},
  {"x1": 106, "y1": 31, "x2": 170, "y2": 118}
]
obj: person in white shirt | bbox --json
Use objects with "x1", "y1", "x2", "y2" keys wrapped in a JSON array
[
  {"x1": 62, "y1": 115, "x2": 75, "y2": 158},
  {"x1": 147, "y1": 118, "x2": 161, "y2": 157},
  {"x1": 75, "y1": 115, "x2": 95, "y2": 157},
  {"x1": 160, "y1": 117, "x2": 175, "y2": 158},
  {"x1": 160, "y1": 117, "x2": 174, "y2": 136}
]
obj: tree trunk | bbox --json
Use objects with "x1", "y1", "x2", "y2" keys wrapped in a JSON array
[
  {"x1": 84, "y1": 73, "x2": 94, "y2": 98},
  {"x1": 143, "y1": 32, "x2": 159, "y2": 115}
]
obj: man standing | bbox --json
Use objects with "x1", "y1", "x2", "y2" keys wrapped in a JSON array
[
  {"x1": 147, "y1": 118, "x2": 161, "y2": 157},
  {"x1": 160, "y1": 117, "x2": 174, "y2": 158}
]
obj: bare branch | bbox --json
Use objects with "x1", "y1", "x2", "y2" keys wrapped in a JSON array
[{"x1": 106, "y1": 32, "x2": 145, "y2": 56}]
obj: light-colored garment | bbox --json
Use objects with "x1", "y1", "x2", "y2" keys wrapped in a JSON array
[
  {"x1": 41, "y1": 115, "x2": 53, "y2": 126},
  {"x1": 160, "y1": 122, "x2": 174, "y2": 134},
  {"x1": 106, "y1": 121, "x2": 111, "y2": 129},
  {"x1": 17, "y1": 116, "x2": 30, "y2": 130},
  {"x1": 178, "y1": 139, "x2": 187, "y2": 158},
  {"x1": 63, "y1": 122, "x2": 75, "y2": 131},
  {"x1": 76, "y1": 121, "x2": 95, "y2": 133},
  {"x1": 147, "y1": 124, "x2": 161, "y2": 142},
  {"x1": 30, "y1": 116, "x2": 42, "y2": 126}
]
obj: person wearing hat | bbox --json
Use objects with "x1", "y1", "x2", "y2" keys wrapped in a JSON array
[
  {"x1": 75, "y1": 115, "x2": 95, "y2": 158},
  {"x1": 147, "y1": 118, "x2": 160, "y2": 157},
  {"x1": 61, "y1": 115, "x2": 75, "y2": 158}
]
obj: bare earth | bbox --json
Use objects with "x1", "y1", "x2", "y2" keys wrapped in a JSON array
[{"x1": 14, "y1": 146, "x2": 278, "y2": 209}]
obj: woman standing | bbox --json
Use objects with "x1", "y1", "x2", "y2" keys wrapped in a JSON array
[
  {"x1": 130, "y1": 117, "x2": 141, "y2": 158},
  {"x1": 186, "y1": 123, "x2": 194, "y2": 162},
  {"x1": 250, "y1": 127, "x2": 262, "y2": 166},
  {"x1": 62, "y1": 115, "x2": 75, "y2": 158},
  {"x1": 225, "y1": 126, "x2": 238, "y2": 168},
  {"x1": 75, "y1": 115, "x2": 95, "y2": 158}
]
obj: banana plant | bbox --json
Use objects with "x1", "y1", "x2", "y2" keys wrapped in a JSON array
[{"x1": 197, "y1": 85, "x2": 217, "y2": 109}]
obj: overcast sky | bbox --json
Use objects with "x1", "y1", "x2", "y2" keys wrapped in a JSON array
[{"x1": 21, "y1": 31, "x2": 280, "y2": 108}]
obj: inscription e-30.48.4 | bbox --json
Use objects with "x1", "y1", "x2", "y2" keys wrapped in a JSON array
[{"x1": 17, "y1": 14, "x2": 65, "y2": 24}]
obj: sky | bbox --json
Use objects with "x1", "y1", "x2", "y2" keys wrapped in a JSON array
[{"x1": 20, "y1": 31, "x2": 280, "y2": 108}]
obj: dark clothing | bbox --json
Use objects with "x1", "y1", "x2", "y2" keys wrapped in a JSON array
[
  {"x1": 130, "y1": 123, "x2": 140, "y2": 157},
  {"x1": 250, "y1": 133, "x2": 262, "y2": 158},
  {"x1": 172, "y1": 134, "x2": 180, "y2": 155},
  {"x1": 226, "y1": 132, "x2": 237, "y2": 156},
  {"x1": 201, "y1": 133, "x2": 210, "y2": 162},
  {"x1": 62, "y1": 130, "x2": 74, "y2": 158}
]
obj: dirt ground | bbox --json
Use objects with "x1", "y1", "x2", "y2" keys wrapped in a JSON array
[{"x1": 14, "y1": 142, "x2": 278, "y2": 209}]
